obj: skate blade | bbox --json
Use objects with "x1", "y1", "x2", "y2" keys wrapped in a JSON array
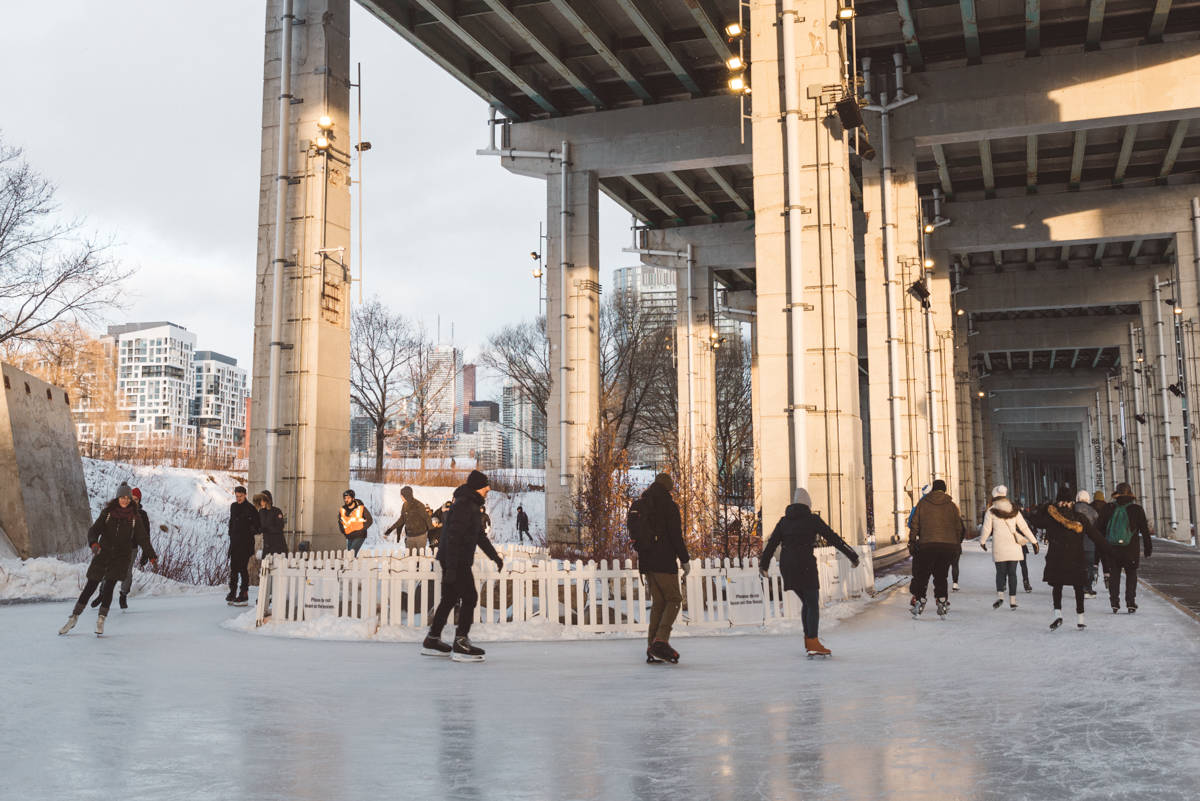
[
  {"x1": 420, "y1": 647, "x2": 452, "y2": 657},
  {"x1": 806, "y1": 653, "x2": 831, "y2": 659},
  {"x1": 228, "y1": 602, "x2": 249, "y2": 607},
  {"x1": 450, "y1": 652, "x2": 485, "y2": 663}
]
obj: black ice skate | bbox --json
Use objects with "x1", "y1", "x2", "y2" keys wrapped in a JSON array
[
  {"x1": 1024, "y1": 581, "x2": 1033, "y2": 593},
  {"x1": 119, "y1": 593, "x2": 128, "y2": 610},
  {"x1": 1128, "y1": 604, "x2": 1138, "y2": 614},
  {"x1": 935, "y1": 598, "x2": 949, "y2": 618},
  {"x1": 1050, "y1": 614, "x2": 1063, "y2": 630},
  {"x1": 421, "y1": 635, "x2": 452, "y2": 657},
  {"x1": 649, "y1": 640, "x2": 679, "y2": 663},
  {"x1": 451, "y1": 636, "x2": 486, "y2": 662},
  {"x1": 992, "y1": 598, "x2": 1004, "y2": 609},
  {"x1": 225, "y1": 591, "x2": 237, "y2": 603},
  {"x1": 646, "y1": 647, "x2": 665, "y2": 664},
  {"x1": 910, "y1": 596, "x2": 926, "y2": 618}
]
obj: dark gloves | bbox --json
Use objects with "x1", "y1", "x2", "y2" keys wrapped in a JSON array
[
  {"x1": 980, "y1": 543, "x2": 987, "y2": 551},
  {"x1": 907, "y1": 539, "x2": 919, "y2": 556},
  {"x1": 849, "y1": 555, "x2": 861, "y2": 569},
  {"x1": 493, "y1": 556, "x2": 504, "y2": 571}
]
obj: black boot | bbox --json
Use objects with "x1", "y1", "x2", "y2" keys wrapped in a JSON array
[
  {"x1": 225, "y1": 590, "x2": 236, "y2": 602},
  {"x1": 119, "y1": 593, "x2": 128, "y2": 610}
]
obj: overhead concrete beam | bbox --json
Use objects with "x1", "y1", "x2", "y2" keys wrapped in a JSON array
[
  {"x1": 992, "y1": 406, "x2": 1090, "y2": 425},
  {"x1": 959, "y1": 266, "x2": 1159, "y2": 313},
  {"x1": 973, "y1": 317, "x2": 1132, "y2": 352},
  {"x1": 502, "y1": 96, "x2": 751, "y2": 178},
  {"x1": 893, "y1": 40, "x2": 1200, "y2": 145},
  {"x1": 640, "y1": 222, "x2": 755, "y2": 271}
]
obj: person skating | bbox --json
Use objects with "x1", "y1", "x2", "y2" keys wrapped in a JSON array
[
  {"x1": 338, "y1": 489, "x2": 373, "y2": 555},
  {"x1": 978, "y1": 485, "x2": 1037, "y2": 610},
  {"x1": 634, "y1": 474, "x2": 691, "y2": 664},
  {"x1": 383, "y1": 486, "x2": 432, "y2": 550},
  {"x1": 516, "y1": 505, "x2": 530, "y2": 543},
  {"x1": 1097, "y1": 482, "x2": 1152, "y2": 614},
  {"x1": 1033, "y1": 486, "x2": 1109, "y2": 630},
  {"x1": 907, "y1": 479, "x2": 965, "y2": 619},
  {"x1": 255, "y1": 491, "x2": 287, "y2": 557},
  {"x1": 227, "y1": 486, "x2": 261, "y2": 604},
  {"x1": 94, "y1": 486, "x2": 151, "y2": 611},
  {"x1": 1091, "y1": 490, "x2": 1112, "y2": 590},
  {"x1": 759, "y1": 487, "x2": 860, "y2": 657},
  {"x1": 422, "y1": 470, "x2": 502, "y2": 662},
  {"x1": 1073, "y1": 491, "x2": 1100, "y2": 598},
  {"x1": 429, "y1": 500, "x2": 452, "y2": 550},
  {"x1": 60, "y1": 483, "x2": 157, "y2": 636}
]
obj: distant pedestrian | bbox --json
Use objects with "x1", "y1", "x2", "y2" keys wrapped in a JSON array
[
  {"x1": 255, "y1": 491, "x2": 287, "y2": 556},
  {"x1": 633, "y1": 473, "x2": 691, "y2": 664},
  {"x1": 978, "y1": 485, "x2": 1037, "y2": 610},
  {"x1": 1073, "y1": 491, "x2": 1100, "y2": 597},
  {"x1": 338, "y1": 489, "x2": 373, "y2": 555},
  {"x1": 227, "y1": 486, "x2": 261, "y2": 604},
  {"x1": 59, "y1": 484, "x2": 157, "y2": 636},
  {"x1": 759, "y1": 488, "x2": 860, "y2": 657},
  {"x1": 422, "y1": 470, "x2": 502, "y2": 662},
  {"x1": 1034, "y1": 486, "x2": 1108, "y2": 630},
  {"x1": 907, "y1": 479, "x2": 965, "y2": 618},
  {"x1": 1097, "y1": 482, "x2": 1152, "y2": 614},
  {"x1": 516, "y1": 505, "x2": 530, "y2": 542},
  {"x1": 383, "y1": 486, "x2": 432, "y2": 550}
]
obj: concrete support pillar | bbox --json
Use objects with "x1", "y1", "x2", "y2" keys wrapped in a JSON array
[
  {"x1": 749, "y1": 0, "x2": 865, "y2": 540},
  {"x1": 928, "y1": 251, "x2": 959, "y2": 507},
  {"x1": 545, "y1": 163, "x2": 601, "y2": 545},
  {"x1": 675, "y1": 263, "x2": 717, "y2": 475},
  {"x1": 954, "y1": 322, "x2": 978, "y2": 522},
  {"x1": 250, "y1": 0, "x2": 351, "y2": 551}
]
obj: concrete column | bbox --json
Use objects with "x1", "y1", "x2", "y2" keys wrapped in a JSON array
[
  {"x1": 545, "y1": 163, "x2": 601, "y2": 545},
  {"x1": 251, "y1": 0, "x2": 351, "y2": 551},
  {"x1": 674, "y1": 262, "x2": 716, "y2": 476},
  {"x1": 749, "y1": 0, "x2": 866, "y2": 540},
  {"x1": 928, "y1": 251, "x2": 959, "y2": 507},
  {"x1": 954, "y1": 322, "x2": 978, "y2": 522}
]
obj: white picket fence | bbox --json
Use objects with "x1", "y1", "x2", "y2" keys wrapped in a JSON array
[{"x1": 255, "y1": 545, "x2": 874, "y2": 637}]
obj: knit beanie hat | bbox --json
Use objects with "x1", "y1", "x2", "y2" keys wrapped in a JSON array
[
  {"x1": 931, "y1": 479, "x2": 947, "y2": 492},
  {"x1": 343, "y1": 489, "x2": 356, "y2": 499},
  {"x1": 116, "y1": 483, "x2": 133, "y2": 500},
  {"x1": 1075, "y1": 490, "x2": 1092, "y2": 503},
  {"x1": 1055, "y1": 485, "x2": 1075, "y2": 503},
  {"x1": 401, "y1": 486, "x2": 414, "y2": 499},
  {"x1": 1114, "y1": 482, "x2": 1134, "y2": 497},
  {"x1": 991, "y1": 485, "x2": 1008, "y2": 498},
  {"x1": 654, "y1": 473, "x2": 674, "y2": 492},
  {"x1": 262, "y1": 489, "x2": 273, "y2": 504},
  {"x1": 466, "y1": 470, "x2": 490, "y2": 491},
  {"x1": 131, "y1": 487, "x2": 142, "y2": 501},
  {"x1": 792, "y1": 487, "x2": 813, "y2": 507},
  {"x1": 1093, "y1": 491, "x2": 1107, "y2": 502}
]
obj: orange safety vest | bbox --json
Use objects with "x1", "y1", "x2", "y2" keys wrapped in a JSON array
[{"x1": 340, "y1": 502, "x2": 366, "y2": 535}]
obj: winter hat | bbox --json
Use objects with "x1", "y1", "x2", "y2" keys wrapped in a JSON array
[
  {"x1": 931, "y1": 479, "x2": 947, "y2": 493},
  {"x1": 466, "y1": 470, "x2": 490, "y2": 491},
  {"x1": 401, "y1": 486, "x2": 414, "y2": 500},
  {"x1": 792, "y1": 487, "x2": 813, "y2": 507},
  {"x1": 343, "y1": 489, "x2": 356, "y2": 499},
  {"x1": 1075, "y1": 490, "x2": 1092, "y2": 504},
  {"x1": 1055, "y1": 485, "x2": 1075, "y2": 504},
  {"x1": 116, "y1": 483, "x2": 133, "y2": 500},
  {"x1": 991, "y1": 485, "x2": 1008, "y2": 498},
  {"x1": 234, "y1": 486, "x2": 247, "y2": 495},
  {"x1": 1114, "y1": 482, "x2": 1134, "y2": 498},
  {"x1": 131, "y1": 487, "x2": 142, "y2": 501},
  {"x1": 1093, "y1": 491, "x2": 1106, "y2": 503},
  {"x1": 654, "y1": 473, "x2": 674, "y2": 492},
  {"x1": 262, "y1": 489, "x2": 273, "y2": 504}
]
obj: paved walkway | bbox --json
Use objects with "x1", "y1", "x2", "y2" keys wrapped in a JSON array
[
  {"x1": 1137, "y1": 538, "x2": 1200, "y2": 620},
  {"x1": 4, "y1": 548, "x2": 1200, "y2": 801}
]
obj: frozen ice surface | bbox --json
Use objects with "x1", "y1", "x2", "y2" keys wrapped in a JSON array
[{"x1": 4, "y1": 548, "x2": 1200, "y2": 801}]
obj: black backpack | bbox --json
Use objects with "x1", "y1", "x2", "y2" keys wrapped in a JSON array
[{"x1": 627, "y1": 497, "x2": 658, "y2": 552}]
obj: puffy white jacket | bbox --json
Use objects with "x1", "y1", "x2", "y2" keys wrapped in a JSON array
[{"x1": 979, "y1": 498, "x2": 1037, "y2": 562}]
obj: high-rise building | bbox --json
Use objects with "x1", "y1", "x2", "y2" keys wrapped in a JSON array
[
  {"x1": 462, "y1": 363, "x2": 476, "y2": 403},
  {"x1": 466, "y1": 400, "x2": 499, "y2": 434},
  {"x1": 192, "y1": 350, "x2": 249, "y2": 453},
  {"x1": 429, "y1": 344, "x2": 464, "y2": 435},
  {"x1": 612, "y1": 265, "x2": 677, "y2": 328},
  {"x1": 106, "y1": 322, "x2": 197, "y2": 444},
  {"x1": 350, "y1": 415, "x2": 375, "y2": 455},
  {"x1": 501, "y1": 381, "x2": 546, "y2": 470},
  {"x1": 454, "y1": 420, "x2": 504, "y2": 469}
]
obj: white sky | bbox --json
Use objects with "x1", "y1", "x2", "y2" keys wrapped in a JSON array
[{"x1": 0, "y1": 1, "x2": 634, "y2": 400}]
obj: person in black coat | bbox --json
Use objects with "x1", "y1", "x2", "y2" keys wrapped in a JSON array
[
  {"x1": 760, "y1": 488, "x2": 860, "y2": 656},
  {"x1": 423, "y1": 470, "x2": 502, "y2": 661},
  {"x1": 516, "y1": 505, "x2": 530, "y2": 542},
  {"x1": 59, "y1": 483, "x2": 157, "y2": 635},
  {"x1": 1033, "y1": 485, "x2": 1109, "y2": 630},
  {"x1": 255, "y1": 490, "x2": 288, "y2": 557},
  {"x1": 227, "y1": 486, "x2": 261, "y2": 603},
  {"x1": 1097, "y1": 482, "x2": 1152, "y2": 613},
  {"x1": 636, "y1": 474, "x2": 691, "y2": 663}
]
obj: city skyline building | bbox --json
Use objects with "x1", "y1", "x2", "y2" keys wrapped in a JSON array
[{"x1": 501, "y1": 381, "x2": 546, "y2": 470}]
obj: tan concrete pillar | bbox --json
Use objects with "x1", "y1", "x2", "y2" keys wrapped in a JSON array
[
  {"x1": 545, "y1": 164, "x2": 601, "y2": 546},
  {"x1": 251, "y1": 0, "x2": 351, "y2": 551},
  {"x1": 749, "y1": 0, "x2": 866, "y2": 541}
]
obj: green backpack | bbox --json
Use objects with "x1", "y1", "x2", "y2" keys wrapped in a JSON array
[{"x1": 1106, "y1": 505, "x2": 1134, "y2": 546}]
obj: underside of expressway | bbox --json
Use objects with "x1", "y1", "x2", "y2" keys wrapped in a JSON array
[{"x1": 247, "y1": 0, "x2": 1200, "y2": 550}]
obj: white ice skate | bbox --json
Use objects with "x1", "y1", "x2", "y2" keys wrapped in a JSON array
[
  {"x1": 95, "y1": 615, "x2": 106, "y2": 636},
  {"x1": 58, "y1": 615, "x2": 78, "y2": 636}
]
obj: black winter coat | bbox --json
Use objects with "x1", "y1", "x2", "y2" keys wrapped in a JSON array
[
  {"x1": 228, "y1": 500, "x2": 261, "y2": 560},
  {"x1": 1097, "y1": 497, "x2": 1152, "y2": 567},
  {"x1": 516, "y1": 509, "x2": 529, "y2": 532},
  {"x1": 259, "y1": 506, "x2": 287, "y2": 555},
  {"x1": 635, "y1": 482, "x2": 690, "y2": 574},
  {"x1": 1034, "y1": 503, "x2": 1108, "y2": 586},
  {"x1": 87, "y1": 500, "x2": 155, "y2": 582},
  {"x1": 760, "y1": 504, "x2": 859, "y2": 592},
  {"x1": 436, "y1": 485, "x2": 501, "y2": 574}
]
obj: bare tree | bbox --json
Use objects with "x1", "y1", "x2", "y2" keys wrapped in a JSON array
[
  {"x1": 405, "y1": 325, "x2": 459, "y2": 469},
  {"x1": 713, "y1": 334, "x2": 757, "y2": 559},
  {"x1": 601, "y1": 294, "x2": 676, "y2": 457},
  {"x1": 350, "y1": 298, "x2": 414, "y2": 480},
  {"x1": 480, "y1": 316, "x2": 550, "y2": 448},
  {"x1": 0, "y1": 137, "x2": 132, "y2": 345}
]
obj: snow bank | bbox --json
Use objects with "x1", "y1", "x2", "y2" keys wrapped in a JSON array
[{"x1": 0, "y1": 557, "x2": 219, "y2": 602}]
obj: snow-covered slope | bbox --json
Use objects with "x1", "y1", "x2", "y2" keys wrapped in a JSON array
[{"x1": 0, "y1": 557, "x2": 215, "y2": 602}]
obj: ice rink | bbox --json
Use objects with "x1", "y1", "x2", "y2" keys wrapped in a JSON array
[{"x1": 4, "y1": 547, "x2": 1199, "y2": 801}]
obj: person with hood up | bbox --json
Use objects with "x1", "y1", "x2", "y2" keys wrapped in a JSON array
[
  {"x1": 422, "y1": 470, "x2": 502, "y2": 662},
  {"x1": 516, "y1": 505, "x2": 531, "y2": 542},
  {"x1": 338, "y1": 489, "x2": 373, "y2": 555},
  {"x1": 1073, "y1": 491, "x2": 1100, "y2": 597},
  {"x1": 759, "y1": 488, "x2": 861, "y2": 657},
  {"x1": 978, "y1": 485, "x2": 1038, "y2": 610},
  {"x1": 907, "y1": 479, "x2": 965, "y2": 618},
  {"x1": 635, "y1": 473, "x2": 691, "y2": 664},
  {"x1": 95, "y1": 486, "x2": 152, "y2": 611},
  {"x1": 383, "y1": 486, "x2": 432, "y2": 550},
  {"x1": 255, "y1": 490, "x2": 287, "y2": 556},
  {"x1": 59, "y1": 483, "x2": 157, "y2": 636},
  {"x1": 1033, "y1": 486, "x2": 1109, "y2": 630},
  {"x1": 1097, "y1": 482, "x2": 1152, "y2": 614},
  {"x1": 228, "y1": 486, "x2": 261, "y2": 604}
]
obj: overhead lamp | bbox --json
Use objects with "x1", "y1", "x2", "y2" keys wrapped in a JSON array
[
  {"x1": 1175, "y1": 307, "x2": 1184, "y2": 315},
  {"x1": 907, "y1": 279, "x2": 931, "y2": 308},
  {"x1": 728, "y1": 75, "x2": 749, "y2": 93},
  {"x1": 317, "y1": 114, "x2": 334, "y2": 130},
  {"x1": 1135, "y1": 413, "x2": 1148, "y2": 424},
  {"x1": 923, "y1": 258, "x2": 935, "y2": 269},
  {"x1": 724, "y1": 22, "x2": 743, "y2": 38},
  {"x1": 1164, "y1": 297, "x2": 1177, "y2": 306},
  {"x1": 956, "y1": 308, "x2": 965, "y2": 316},
  {"x1": 315, "y1": 135, "x2": 331, "y2": 151},
  {"x1": 924, "y1": 223, "x2": 935, "y2": 234},
  {"x1": 976, "y1": 390, "x2": 986, "y2": 398},
  {"x1": 835, "y1": 97, "x2": 864, "y2": 129},
  {"x1": 530, "y1": 251, "x2": 540, "y2": 261},
  {"x1": 354, "y1": 141, "x2": 372, "y2": 152},
  {"x1": 1169, "y1": 382, "x2": 1184, "y2": 397},
  {"x1": 726, "y1": 55, "x2": 744, "y2": 71},
  {"x1": 836, "y1": 1, "x2": 856, "y2": 20},
  {"x1": 531, "y1": 267, "x2": 543, "y2": 279}
]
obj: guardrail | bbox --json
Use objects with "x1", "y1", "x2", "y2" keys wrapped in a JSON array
[{"x1": 255, "y1": 546, "x2": 874, "y2": 637}]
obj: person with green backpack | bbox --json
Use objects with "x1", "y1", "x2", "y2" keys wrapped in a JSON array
[{"x1": 1097, "y1": 482, "x2": 1152, "y2": 614}]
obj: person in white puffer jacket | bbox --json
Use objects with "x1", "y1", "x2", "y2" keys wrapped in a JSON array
[{"x1": 979, "y1": 485, "x2": 1038, "y2": 610}]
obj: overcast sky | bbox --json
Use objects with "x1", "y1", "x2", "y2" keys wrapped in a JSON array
[{"x1": 1, "y1": 1, "x2": 633, "y2": 400}]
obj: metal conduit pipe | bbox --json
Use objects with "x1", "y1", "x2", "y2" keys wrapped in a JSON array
[
  {"x1": 686, "y1": 244, "x2": 696, "y2": 458},
  {"x1": 1154, "y1": 276, "x2": 1179, "y2": 531},
  {"x1": 559, "y1": 140, "x2": 570, "y2": 488},
  {"x1": 1105, "y1": 378, "x2": 1118, "y2": 484},
  {"x1": 265, "y1": 0, "x2": 294, "y2": 496},
  {"x1": 924, "y1": 293, "x2": 939, "y2": 478},
  {"x1": 1173, "y1": 305, "x2": 1198, "y2": 542},
  {"x1": 780, "y1": 0, "x2": 808, "y2": 490}
]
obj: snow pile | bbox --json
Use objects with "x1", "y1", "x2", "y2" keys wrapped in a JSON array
[{"x1": 0, "y1": 557, "x2": 217, "y2": 602}]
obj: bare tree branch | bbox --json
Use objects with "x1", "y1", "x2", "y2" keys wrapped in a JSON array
[{"x1": 350, "y1": 298, "x2": 415, "y2": 479}]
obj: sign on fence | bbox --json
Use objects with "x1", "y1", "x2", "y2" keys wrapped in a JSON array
[
  {"x1": 303, "y1": 576, "x2": 339, "y2": 619},
  {"x1": 724, "y1": 573, "x2": 766, "y2": 626}
]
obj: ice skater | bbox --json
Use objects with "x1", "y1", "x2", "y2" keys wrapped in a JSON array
[
  {"x1": 978, "y1": 485, "x2": 1037, "y2": 610},
  {"x1": 631, "y1": 473, "x2": 691, "y2": 664},
  {"x1": 907, "y1": 480, "x2": 965, "y2": 618},
  {"x1": 60, "y1": 483, "x2": 157, "y2": 636},
  {"x1": 422, "y1": 470, "x2": 502, "y2": 662},
  {"x1": 1097, "y1": 482, "x2": 1152, "y2": 614},
  {"x1": 759, "y1": 488, "x2": 860, "y2": 657},
  {"x1": 516, "y1": 505, "x2": 530, "y2": 543},
  {"x1": 1072, "y1": 491, "x2": 1100, "y2": 597},
  {"x1": 227, "y1": 486, "x2": 260, "y2": 605},
  {"x1": 383, "y1": 486, "x2": 432, "y2": 550},
  {"x1": 1033, "y1": 486, "x2": 1109, "y2": 630},
  {"x1": 338, "y1": 489, "x2": 373, "y2": 555}
]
